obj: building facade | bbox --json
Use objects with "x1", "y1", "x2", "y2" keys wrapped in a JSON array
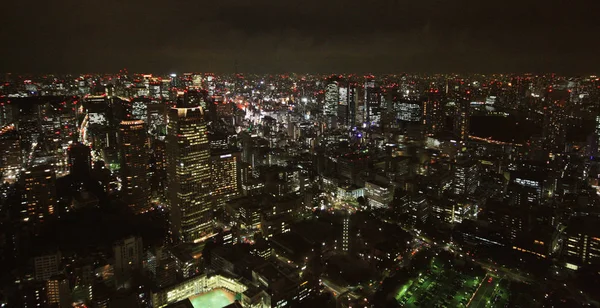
[{"x1": 166, "y1": 107, "x2": 213, "y2": 242}]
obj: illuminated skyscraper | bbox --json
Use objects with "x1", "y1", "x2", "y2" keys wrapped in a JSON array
[
  {"x1": 395, "y1": 100, "x2": 421, "y2": 122},
  {"x1": 0, "y1": 123, "x2": 21, "y2": 183},
  {"x1": 119, "y1": 120, "x2": 150, "y2": 214},
  {"x1": 324, "y1": 81, "x2": 339, "y2": 122},
  {"x1": 22, "y1": 165, "x2": 56, "y2": 223},
  {"x1": 150, "y1": 139, "x2": 167, "y2": 197},
  {"x1": 364, "y1": 80, "x2": 381, "y2": 127},
  {"x1": 452, "y1": 158, "x2": 479, "y2": 196},
  {"x1": 211, "y1": 151, "x2": 241, "y2": 208},
  {"x1": 454, "y1": 91, "x2": 471, "y2": 144},
  {"x1": 339, "y1": 83, "x2": 358, "y2": 127},
  {"x1": 166, "y1": 107, "x2": 212, "y2": 243},
  {"x1": 46, "y1": 274, "x2": 70, "y2": 308},
  {"x1": 423, "y1": 89, "x2": 444, "y2": 136}
]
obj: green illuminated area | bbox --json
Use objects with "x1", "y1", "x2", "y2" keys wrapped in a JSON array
[
  {"x1": 467, "y1": 275, "x2": 510, "y2": 308},
  {"x1": 395, "y1": 258, "x2": 509, "y2": 307},
  {"x1": 188, "y1": 289, "x2": 235, "y2": 308}
]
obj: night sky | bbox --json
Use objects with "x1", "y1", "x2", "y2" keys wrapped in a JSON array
[{"x1": 1, "y1": 0, "x2": 599, "y2": 74}]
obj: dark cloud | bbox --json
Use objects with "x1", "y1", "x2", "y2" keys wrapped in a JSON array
[{"x1": 1, "y1": 0, "x2": 599, "y2": 74}]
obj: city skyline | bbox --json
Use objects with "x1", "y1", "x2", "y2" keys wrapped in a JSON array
[
  {"x1": 1, "y1": 71, "x2": 600, "y2": 307},
  {"x1": 2, "y1": 0, "x2": 600, "y2": 304}
]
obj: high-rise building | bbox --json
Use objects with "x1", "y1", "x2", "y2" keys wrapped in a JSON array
[
  {"x1": 113, "y1": 236, "x2": 143, "y2": 287},
  {"x1": 324, "y1": 81, "x2": 339, "y2": 118},
  {"x1": 454, "y1": 92, "x2": 471, "y2": 144},
  {"x1": 150, "y1": 139, "x2": 167, "y2": 197},
  {"x1": 543, "y1": 88, "x2": 568, "y2": 153},
  {"x1": 365, "y1": 83, "x2": 382, "y2": 127},
  {"x1": 131, "y1": 98, "x2": 148, "y2": 120},
  {"x1": 46, "y1": 274, "x2": 71, "y2": 308},
  {"x1": 0, "y1": 100, "x2": 15, "y2": 127},
  {"x1": 0, "y1": 123, "x2": 21, "y2": 183},
  {"x1": 19, "y1": 281, "x2": 48, "y2": 308},
  {"x1": 338, "y1": 82, "x2": 358, "y2": 127},
  {"x1": 147, "y1": 102, "x2": 167, "y2": 138},
  {"x1": 67, "y1": 142, "x2": 92, "y2": 183},
  {"x1": 211, "y1": 151, "x2": 241, "y2": 208},
  {"x1": 166, "y1": 107, "x2": 213, "y2": 243},
  {"x1": 324, "y1": 81, "x2": 339, "y2": 129},
  {"x1": 423, "y1": 90, "x2": 444, "y2": 136},
  {"x1": 34, "y1": 251, "x2": 61, "y2": 281},
  {"x1": 563, "y1": 216, "x2": 600, "y2": 270},
  {"x1": 22, "y1": 165, "x2": 57, "y2": 223},
  {"x1": 395, "y1": 100, "x2": 422, "y2": 123},
  {"x1": 365, "y1": 180, "x2": 393, "y2": 209},
  {"x1": 594, "y1": 115, "x2": 600, "y2": 158},
  {"x1": 119, "y1": 120, "x2": 150, "y2": 214},
  {"x1": 452, "y1": 158, "x2": 479, "y2": 196}
]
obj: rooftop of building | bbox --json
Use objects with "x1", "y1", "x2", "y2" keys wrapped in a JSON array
[
  {"x1": 566, "y1": 216, "x2": 600, "y2": 237},
  {"x1": 169, "y1": 242, "x2": 204, "y2": 263}
]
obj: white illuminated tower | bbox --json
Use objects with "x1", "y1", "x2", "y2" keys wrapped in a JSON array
[
  {"x1": 324, "y1": 82, "x2": 339, "y2": 118},
  {"x1": 342, "y1": 212, "x2": 350, "y2": 253}
]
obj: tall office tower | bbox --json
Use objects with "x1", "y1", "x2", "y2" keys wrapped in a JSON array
[
  {"x1": 336, "y1": 81, "x2": 358, "y2": 127},
  {"x1": 324, "y1": 81, "x2": 339, "y2": 124},
  {"x1": 131, "y1": 98, "x2": 148, "y2": 120},
  {"x1": 0, "y1": 123, "x2": 21, "y2": 183},
  {"x1": 396, "y1": 100, "x2": 422, "y2": 122},
  {"x1": 113, "y1": 236, "x2": 143, "y2": 287},
  {"x1": 543, "y1": 88, "x2": 568, "y2": 153},
  {"x1": 150, "y1": 139, "x2": 167, "y2": 197},
  {"x1": 68, "y1": 142, "x2": 92, "y2": 184},
  {"x1": 119, "y1": 120, "x2": 150, "y2": 214},
  {"x1": 595, "y1": 115, "x2": 600, "y2": 158},
  {"x1": 423, "y1": 89, "x2": 444, "y2": 136},
  {"x1": 0, "y1": 100, "x2": 15, "y2": 126},
  {"x1": 22, "y1": 165, "x2": 57, "y2": 223},
  {"x1": 454, "y1": 91, "x2": 471, "y2": 144},
  {"x1": 347, "y1": 84, "x2": 358, "y2": 127},
  {"x1": 166, "y1": 107, "x2": 212, "y2": 243},
  {"x1": 46, "y1": 274, "x2": 70, "y2": 308},
  {"x1": 205, "y1": 74, "x2": 216, "y2": 96},
  {"x1": 211, "y1": 151, "x2": 241, "y2": 208},
  {"x1": 18, "y1": 281, "x2": 49, "y2": 308},
  {"x1": 452, "y1": 158, "x2": 479, "y2": 196},
  {"x1": 147, "y1": 102, "x2": 167, "y2": 138},
  {"x1": 364, "y1": 81, "x2": 382, "y2": 127},
  {"x1": 34, "y1": 251, "x2": 62, "y2": 281}
]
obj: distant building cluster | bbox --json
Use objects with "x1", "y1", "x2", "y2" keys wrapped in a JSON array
[{"x1": 0, "y1": 72, "x2": 600, "y2": 307}]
